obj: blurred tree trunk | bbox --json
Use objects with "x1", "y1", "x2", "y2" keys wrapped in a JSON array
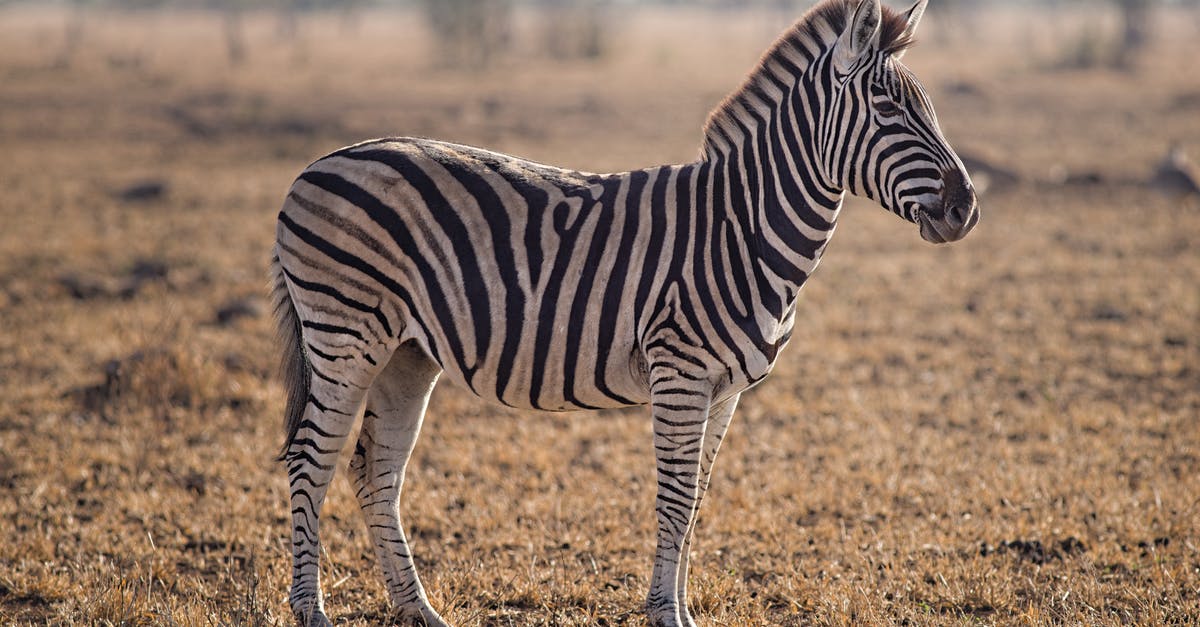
[
  {"x1": 421, "y1": 0, "x2": 512, "y2": 70},
  {"x1": 56, "y1": 1, "x2": 89, "y2": 68},
  {"x1": 204, "y1": 0, "x2": 252, "y2": 66},
  {"x1": 1116, "y1": 0, "x2": 1154, "y2": 67},
  {"x1": 223, "y1": 7, "x2": 246, "y2": 66},
  {"x1": 339, "y1": 0, "x2": 366, "y2": 34},
  {"x1": 539, "y1": 0, "x2": 611, "y2": 61},
  {"x1": 276, "y1": 1, "x2": 299, "y2": 41}
]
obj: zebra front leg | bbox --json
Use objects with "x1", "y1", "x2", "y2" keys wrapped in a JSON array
[
  {"x1": 349, "y1": 342, "x2": 448, "y2": 627},
  {"x1": 676, "y1": 393, "x2": 740, "y2": 627},
  {"x1": 284, "y1": 380, "x2": 367, "y2": 627},
  {"x1": 645, "y1": 368, "x2": 714, "y2": 627}
]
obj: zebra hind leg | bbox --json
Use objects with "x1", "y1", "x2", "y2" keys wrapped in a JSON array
[
  {"x1": 348, "y1": 341, "x2": 448, "y2": 627},
  {"x1": 284, "y1": 362, "x2": 377, "y2": 627}
]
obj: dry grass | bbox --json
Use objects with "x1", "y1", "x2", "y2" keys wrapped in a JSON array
[{"x1": 1, "y1": 4, "x2": 1198, "y2": 626}]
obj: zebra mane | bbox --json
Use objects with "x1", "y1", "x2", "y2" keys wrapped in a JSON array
[{"x1": 701, "y1": 0, "x2": 915, "y2": 158}]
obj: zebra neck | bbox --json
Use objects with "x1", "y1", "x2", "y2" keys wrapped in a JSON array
[
  {"x1": 697, "y1": 33, "x2": 846, "y2": 313},
  {"x1": 700, "y1": 118, "x2": 844, "y2": 321}
]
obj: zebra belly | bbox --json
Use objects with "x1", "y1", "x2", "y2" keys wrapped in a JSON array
[
  {"x1": 403, "y1": 293, "x2": 653, "y2": 412},
  {"x1": 441, "y1": 355, "x2": 653, "y2": 412}
]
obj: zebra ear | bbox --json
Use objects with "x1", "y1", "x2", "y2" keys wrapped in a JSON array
[
  {"x1": 893, "y1": 0, "x2": 928, "y2": 59},
  {"x1": 834, "y1": 0, "x2": 882, "y2": 73}
]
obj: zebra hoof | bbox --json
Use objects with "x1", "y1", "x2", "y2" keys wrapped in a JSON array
[
  {"x1": 295, "y1": 609, "x2": 333, "y2": 627},
  {"x1": 647, "y1": 605, "x2": 685, "y2": 627}
]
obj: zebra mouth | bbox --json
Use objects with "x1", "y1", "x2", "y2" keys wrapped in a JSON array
[
  {"x1": 918, "y1": 201, "x2": 980, "y2": 244},
  {"x1": 917, "y1": 209, "x2": 953, "y2": 244}
]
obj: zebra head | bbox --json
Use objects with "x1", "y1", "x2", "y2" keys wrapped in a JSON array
[{"x1": 826, "y1": 0, "x2": 979, "y2": 244}]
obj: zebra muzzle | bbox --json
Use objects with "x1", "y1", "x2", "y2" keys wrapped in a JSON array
[{"x1": 919, "y1": 168, "x2": 979, "y2": 244}]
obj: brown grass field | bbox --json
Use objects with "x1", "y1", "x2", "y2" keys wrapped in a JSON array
[{"x1": 1, "y1": 3, "x2": 1198, "y2": 625}]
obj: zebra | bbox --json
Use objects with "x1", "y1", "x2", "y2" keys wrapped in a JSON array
[{"x1": 270, "y1": 0, "x2": 978, "y2": 625}]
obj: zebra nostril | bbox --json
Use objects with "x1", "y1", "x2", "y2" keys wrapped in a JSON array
[
  {"x1": 938, "y1": 168, "x2": 978, "y2": 233},
  {"x1": 949, "y1": 203, "x2": 969, "y2": 227},
  {"x1": 940, "y1": 169, "x2": 972, "y2": 206}
]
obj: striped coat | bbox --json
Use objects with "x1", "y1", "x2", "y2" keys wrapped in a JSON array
[{"x1": 272, "y1": 1, "x2": 978, "y2": 625}]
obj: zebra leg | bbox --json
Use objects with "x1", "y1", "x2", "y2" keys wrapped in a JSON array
[
  {"x1": 675, "y1": 393, "x2": 740, "y2": 627},
  {"x1": 645, "y1": 369, "x2": 714, "y2": 627},
  {"x1": 348, "y1": 342, "x2": 448, "y2": 627},
  {"x1": 285, "y1": 367, "x2": 375, "y2": 627}
]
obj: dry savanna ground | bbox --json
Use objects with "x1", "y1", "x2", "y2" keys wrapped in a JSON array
[{"x1": 1, "y1": 3, "x2": 1198, "y2": 625}]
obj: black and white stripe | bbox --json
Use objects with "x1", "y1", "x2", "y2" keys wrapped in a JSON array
[{"x1": 272, "y1": 1, "x2": 977, "y2": 625}]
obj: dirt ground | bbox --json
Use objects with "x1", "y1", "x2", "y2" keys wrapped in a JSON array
[{"x1": 0, "y1": 3, "x2": 1198, "y2": 625}]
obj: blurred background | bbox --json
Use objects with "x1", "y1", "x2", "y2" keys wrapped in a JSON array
[{"x1": 1, "y1": 0, "x2": 1197, "y2": 625}]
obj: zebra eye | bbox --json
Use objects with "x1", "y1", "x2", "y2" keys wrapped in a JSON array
[{"x1": 874, "y1": 99, "x2": 902, "y2": 118}]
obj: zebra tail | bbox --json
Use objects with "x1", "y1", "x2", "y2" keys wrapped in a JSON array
[{"x1": 270, "y1": 250, "x2": 311, "y2": 462}]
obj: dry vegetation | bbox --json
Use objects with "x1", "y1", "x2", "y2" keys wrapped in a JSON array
[{"x1": 1, "y1": 3, "x2": 1199, "y2": 625}]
